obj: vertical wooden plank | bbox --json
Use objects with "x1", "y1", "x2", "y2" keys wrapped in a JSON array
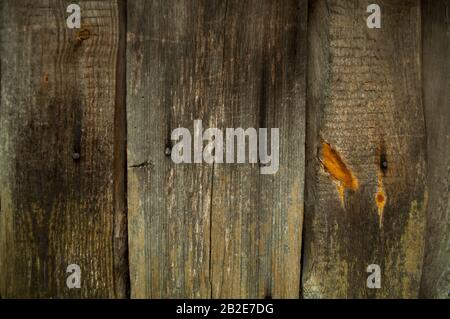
[
  {"x1": 210, "y1": 0, "x2": 307, "y2": 298},
  {"x1": 0, "y1": 0, "x2": 126, "y2": 298},
  {"x1": 420, "y1": 0, "x2": 450, "y2": 299},
  {"x1": 302, "y1": 0, "x2": 427, "y2": 298},
  {"x1": 127, "y1": 0, "x2": 307, "y2": 298},
  {"x1": 127, "y1": 0, "x2": 224, "y2": 298}
]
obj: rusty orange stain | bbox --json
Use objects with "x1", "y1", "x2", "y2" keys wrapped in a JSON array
[
  {"x1": 376, "y1": 193, "x2": 385, "y2": 205},
  {"x1": 375, "y1": 172, "x2": 387, "y2": 228},
  {"x1": 375, "y1": 144, "x2": 388, "y2": 228},
  {"x1": 321, "y1": 142, "x2": 358, "y2": 190},
  {"x1": 321, "y1": 142, "x2": 358, "y2": 205}
]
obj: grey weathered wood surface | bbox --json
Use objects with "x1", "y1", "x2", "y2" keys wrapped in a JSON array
[
  {"x1": 419, "y1": 0, "x2": 450, "y2": 299},
  {"x1": 127, "y1": 0, "x2": 307, "y2": 298},
  {"x1": 302, "y1": 0, "x2": 427, "y2": 298},
  {"x1": 0, "y1": 0, "x2": 128, "y2": 298},
  {"x1": 209, "y1": 0, "x2": 307, "y2": 298}
]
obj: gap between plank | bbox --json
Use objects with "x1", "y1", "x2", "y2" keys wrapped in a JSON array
[{"x1": 113, "y1": 0, "x2": 130, "y2": 299}]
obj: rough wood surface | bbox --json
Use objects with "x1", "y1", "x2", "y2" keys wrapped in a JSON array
[
  {"x1": 127, "y1": 0, "x2": 307, "y2": 298},
  {"x1": 419, "y1": 0, "x2": 450, "y2": 299},
  {"x1": 209, "y1": 0, "x2": 307, "y2": 299},
  {"x1": 302, "y1": 0, "x2": 427, "y2": 298},
  {"x1": 0, "y1": 0, "x2": 448, "y2": 300},
  {"x1": 0, "y1": 0, "x2": 127, "y2": 298}
]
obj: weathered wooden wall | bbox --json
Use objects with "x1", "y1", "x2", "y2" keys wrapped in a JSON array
[
  {"x1": 0, "y1": 0, "x2": 128, "y2": 298},
  {"x1": 0, "y1": 0, "x2": 448, "y2": 299}
]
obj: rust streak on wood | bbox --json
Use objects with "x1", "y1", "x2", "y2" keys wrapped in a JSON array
[{"x1": 321, "y1": 142, "x2": 358, "y2": 204}]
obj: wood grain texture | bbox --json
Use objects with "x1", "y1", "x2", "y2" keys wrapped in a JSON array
[
  {"x1": 209, "y1": 0, "x2": 307, "y2": 298},
  {"x1": 0, "y1": 0, "x2": 127, "y2": 298},
  {"x1": 419, "y1": 0, "x2": 450, "y2": 299},
  {"x1": 302, "y1": 0, "x2": 427, "y2": 298},
  {"x1": 1, "y1": 0, "x2": 444, "y2": 300},
  {"x1": 127, "y1": 0, "x2": 307, "y2": 298}
]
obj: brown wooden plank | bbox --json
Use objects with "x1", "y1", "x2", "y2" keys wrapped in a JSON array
[
  {"x1": 302, "y1": 0, "x2": 427, "y2": 298},
  {"x1": 209, "y1": 0, "x2": 307, "y2": 298},
  {"x1": 127, "y1": 0, "x2": 224, "y2": 298},
  {"x1": 127, "y1": 0, "x2": 307, "y2": 298},
  {"x1": 419, "y1": 0, "x2": 450, "y2": 299},
  {"x1": 0, "y1": 0, "x2": 127, "y2": 298}
]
